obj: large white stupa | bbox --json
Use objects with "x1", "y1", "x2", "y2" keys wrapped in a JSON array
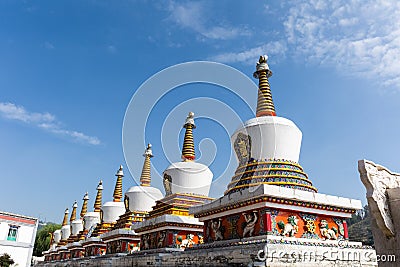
[
  {"x1": 225, "y1": 55, "x2": 316, "y2": 194},
  {"x1": 163, "y1": 112, "x2": 213, "y2": 196},
  {"x1": 189, "y1": 55, "x2": 369, "y2": 266}
]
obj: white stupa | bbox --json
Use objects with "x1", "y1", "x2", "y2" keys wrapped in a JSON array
[
  {"x1": 99, "y1": 144, "x2": 164, "y2": 254},
  {"x1": 124, "y1": 144, "x2": 163, "y2": 212},
  {"x1": 59, "y1": 208, "x2": 70, "y2": 242},
  {"x1": 163, "y1": 112, "x2": 213, "y2": 196},
  {"x1": 132, "y1": 112, "x2": 214, "y2": 250},
  {"x1": 70, "y1": 192, "x2": 89, "y2": 237},
  {"x1": 69, "y1": 200, "x2": 79, "y2": 237},
  {"x1": 225, "y1": 55, "x2": 316, "y2": 194},
  {"x1": 52, "y1": 229, "x2": 61, "y2": 247},
  {"x1": 82, "y1": 180, "x2": 102, "y2": 232},
  {"x1": 101, "y1": 166, "x2": 125, "y2": 224}
]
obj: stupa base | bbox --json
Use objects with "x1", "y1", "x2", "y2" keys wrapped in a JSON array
[
  {"x1": 81, "y1": 237, "x2": 106, "y2": 257},
  {"x1": 133, "y1": 213, "x2": 204, "y2": 250},
  {"x1": 100, "y1": 229, "x2": 140, "y2": 254},
  {"x1": 190, "y1": 184, "x2": 361, "y2": 243},
  {"x1": 35, "y1": 235, "x2": 377, "y2": 266},
  {"x1": 66, "y1": 242, "x2": 84, "y2": 259}
]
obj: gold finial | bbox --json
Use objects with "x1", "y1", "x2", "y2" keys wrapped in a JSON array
[
  {"x1": 70, "y1": 201, "x2": 78, "y2": 223},
  {"x1": 253, "y1": 55, "x2": 276, "y2": 117},
  {"x1": 113, "y1": 165, "x2": 124, "y2": 202},
  {"x1": 94, "y1": 180, "x2": 103, "y2": 212},
  {"x1": 61, "y1": 208, "x2": 69, "y2": 226},
  {"x1": 80, "y1": 192, "x2": 89, "y2": 219},
  {"x1": 140, "y1": 144, "x2": 153, "y2": 186},
  {"x1": 181, "y1": 112, "x2": 196, "y2": 161}
]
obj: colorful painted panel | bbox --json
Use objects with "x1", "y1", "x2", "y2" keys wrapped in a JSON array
[
  {"x1": 84, "y1": 246, "x2": 106, "y2": 257},
  {"x1": 140, "y1": 230, "x2": 203, "y2": 250},
  {"x1": 203, "y1": 208, "x2": 347, "y2": 243}
]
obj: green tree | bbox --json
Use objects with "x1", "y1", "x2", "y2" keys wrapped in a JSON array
[
  {"x1": 347, "y1": 211, "x2": 362, "y2": 226},
  {"x1": 33, "y1": 223, "x2": 61, "y2": 256},
  {"x1": 0, "y1": 253, "x2": 14, "y2": 267},
  {"x1": 348, "y1": 204, "x2": 374, "y2": 246},
  {"x1": 363, "y1": 204, "x2": 370, "y2": 218}
]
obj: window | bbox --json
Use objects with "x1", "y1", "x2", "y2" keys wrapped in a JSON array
[{"x1": 7, "y1": 225, "x2": 18, "y2": 241}]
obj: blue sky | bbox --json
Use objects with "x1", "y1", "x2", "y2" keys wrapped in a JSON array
[{"x1": 1, "y1": 0, "x2": 400, "y2": 223}]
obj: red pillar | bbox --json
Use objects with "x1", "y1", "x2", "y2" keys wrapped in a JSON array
[
  {"x1": 343, "y1": 220, "x2": 348, "y2": 239},
  {"x1": 167, "y1": 232, "x2": 174, "y2": 246},
  {"x1": 264, "y1": 212, "x2": 272, "y2": 233}
]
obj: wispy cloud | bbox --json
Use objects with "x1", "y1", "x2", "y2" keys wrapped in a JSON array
[
  {"x1": 210, "y1": 41, "x2": 287, "y2": 64},
  {"x1": 212, "y1": 0, "x2": 400, "y2": 89},
  {"x1": 107, "y1": 45, "x2": 117, "y2": 54},
  {"x1": 43, "y1": 41, "x2": 55, "y2": 49},
  {"x1": 284, "y1": 0, "x2": 400, "y2": 88},
  {"x1": 0, "y1": 102, "x2": 101, "y2": 145},
  {"x1": 167, "y1": 1, "x2": 250, "y2": 40}
]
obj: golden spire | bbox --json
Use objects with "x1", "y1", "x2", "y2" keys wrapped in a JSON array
[
  {"x1": 113, "y1": 165, "x2": 124, "y2": 202},
  {"x1": 61, "y1": 208, "x2": 69, "y2": 226},
  {"x1": 253, "y1": 55, "x2": 276, "y2": 117},
  {"x1": 140, "y1": 144, "x2": 153, "y2": 186},
  {"x1": 70, "y1": 201, "x2": 78, "y2": 223},
  {"x1": 80, "y1": 192, "x2": 89, "y2": 219},
  {"x1": 181, "y1": 112, "x2": 196, "y2": 161},
  {"x1": 94, "y1": 180, "x2": 103, "y2": 212}
]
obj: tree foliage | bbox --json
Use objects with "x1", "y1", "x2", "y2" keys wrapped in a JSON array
[
  {"x1": 348, "y1": 205, "x2": 374, "y2": 246},
  {"x1": 0, "y1": 253, "x2": 14, "y2": 267},
  {"x1": 33, "y1": 223, "x2": 61, "y2": 256}
]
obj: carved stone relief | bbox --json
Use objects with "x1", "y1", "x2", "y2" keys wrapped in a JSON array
[{"x1": 359, "y1": 159, "x2": 400, "y2": 237}]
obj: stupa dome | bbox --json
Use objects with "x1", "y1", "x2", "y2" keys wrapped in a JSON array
[
  {"x1": 163, "y1": 161, "x2": 213, "y2": 196},
  {"x1": 71, "y1": 219, "x2": 83, "y2": 236},
  {"x1": 125, "y1": 186, "x2": 163, "y2": 212},
  {"x1": 53, "y1": 229, "x2": 61, "y2": 243},
  {"x1": 162, "y1": 112, "x2": 213, "y2": 197},
  {"x1": 60, "y1": 225, "x2": 70, "y2": 240},
  {"x1": 83, "y1": 211, "x2": 100, "y2": 230},
  {"x1": 232, "y1": 116, "x2": 302, "y2": 163},
  {"x1": 101, "y1": 201, "x2": 125, "y2": 223}
]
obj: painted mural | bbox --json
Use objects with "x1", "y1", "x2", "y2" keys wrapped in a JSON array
[
  {"x1": 203, "y1": 207, "x2": 348, "y2": 242},
  {"x1": 140, "y1": 230, "x2": 203, "y2": 250}
]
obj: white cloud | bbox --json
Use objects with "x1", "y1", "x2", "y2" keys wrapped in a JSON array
[
  {"x1": 284, "y1": 0, "x2": 400, "y2": 88},
  {"x1": 212, "y1": 0, "x2": 400, "y2": 89},
  {"x1": 0, "y1": 102, "x2": 100, "y2": 145},
  {"x1": 167, "y1": 1, "x2": 250, "y2": 40},
  {"x1": 107, "y1": 45, "x2": 117, "y2": 54},
  {"x1": 210, "y1": 41, "x2": 287, "y2": 64},
  {"x1": 44, "y1": 41, "x2": 55, "y2": 49}
]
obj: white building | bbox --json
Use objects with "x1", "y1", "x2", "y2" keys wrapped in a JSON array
[{"x1": 0, "y1": 211, "x2": 38, "y2": 267}]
